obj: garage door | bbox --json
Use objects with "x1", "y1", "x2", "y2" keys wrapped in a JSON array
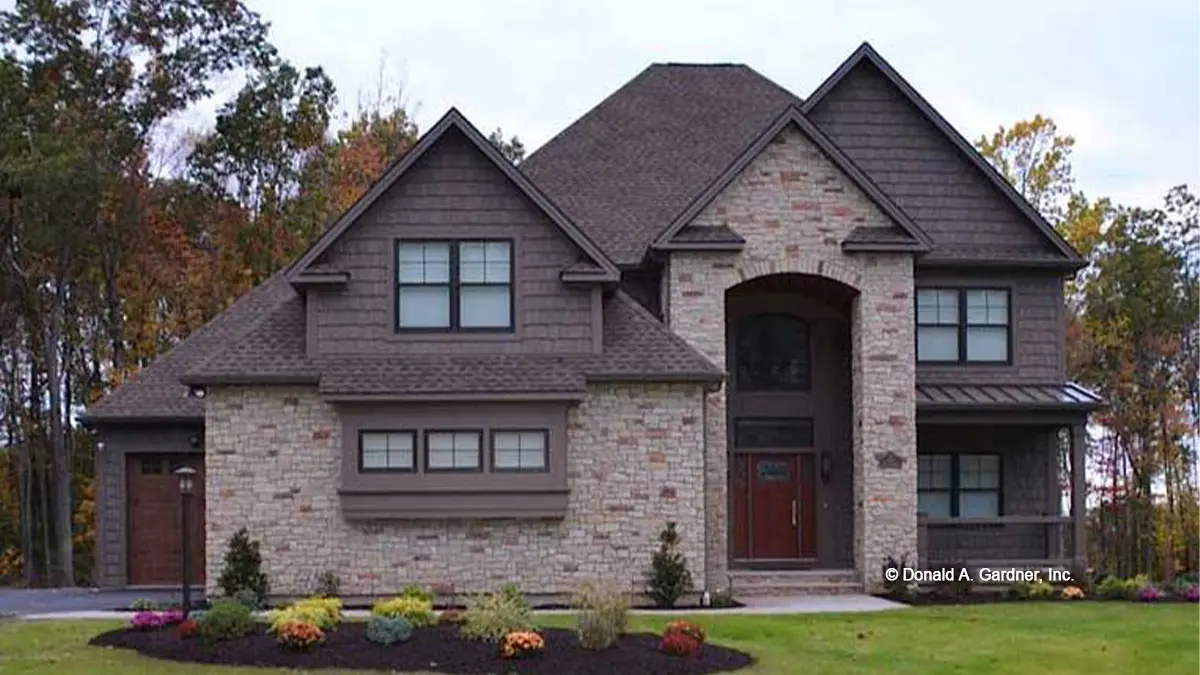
[{"x1": 126, "y1": 454, "x2": 206, "y2": 586}]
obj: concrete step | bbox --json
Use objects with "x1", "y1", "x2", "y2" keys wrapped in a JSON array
[{"x1": 726, "y1": 569, "x2": 864, "y2": 597}]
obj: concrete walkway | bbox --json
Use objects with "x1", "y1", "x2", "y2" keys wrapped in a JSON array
[
  {"x1": 18, "y1": 594, "x2": 904, "y2": 620},
  {"x1": 0, "y1": 587, "x2": 202, "y2": 617}
]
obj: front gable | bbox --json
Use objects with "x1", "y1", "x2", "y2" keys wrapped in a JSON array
[
  {"x1": 289, "y1": 110, "x2": 619, "y2": 358},
  {"x1": 804, "y1": 44, "x2": 1083, "y2": 266}
]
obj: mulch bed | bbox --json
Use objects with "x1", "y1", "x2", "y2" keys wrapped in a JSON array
[{"x1": 89, "y1": 623, "x2": 756, "y2": 675}]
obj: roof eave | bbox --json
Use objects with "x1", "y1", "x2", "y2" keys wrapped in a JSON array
[
  {"x1": 842, "y1": 240, "x2": 930, "y2": 254},
  {"x1": 289, "y1": 271, "x2": 350, "y2": 289},
  {"x1": 917, "y1": 402, "x2": 1104, "y2": 413},
  {"x1": 79, "y1": 413, "x2": 204, "y2": 427},
  {"x1": 653, "y1": 241, "x2": 746, "y2": 253},
  {"x1": 179, "y1": 373, "x2": 321, "y2": 387},
  {"x1": 917, "y1": 257, "x2": 1088, "y2": 272},
  {"x1": 321, "y1": 391, "x2": 587, "y2": 403}
]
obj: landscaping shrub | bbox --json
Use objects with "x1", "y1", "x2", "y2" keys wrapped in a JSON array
[
  {"x1": 930, "y1": 562, "x2": 972, "y2": 599},
  {"x1": 268, "y1": 598, "x2": 342, "y2": 633},
  {"x1": 646, "y1": 522, "x2": 693, "y2": 608},
  {"x1": 1137, "y1": 585, "x2": 1163, "y2": 602},
  {"x1": 461, "y1": 587, "x2": 534, "y2": 643},
  {"x1": 276, "y1": 621, "x2": 324, "y2": 651},
  {"x1": 438, "y1": 609, "x2": 466, "y2": 626},
  {"x1": 1028, "y1": 579, "x2": 1055, "y2": 599},
  {"x1": 216, "y1": 528, "x2": 269, "y2": 609},
  {"x1": 1185, "y1": 585, "x2": 1200, "y2": 603},
  {"x1": 1007, "y1": 581, "x2": 1033, "y2": 600},
  {"x1": 661, "y1": 631, "x2": 701, "y2": 657},
  {"x1": 500, "y1": 630, "x2": 545, "y2": 659},
  {"x1": 572, "y1": 582, "x2": 629, "y2": 649},
  {"x1": 231, "y1": 588, "x2": 263, "y2": 611},
  {"x1": 314, "y1": 570, "x2": 341, "y2": 598},
  {"x1": 366, "y1": 615, "x2": 414, "y2": 645},
  {"x1": 371, "y1": 595, "x2": 436, "y2": 628},
  {"x1": 129, "y1": 611, "x2": 167, "y2": 631},
  {"x1": 664, "y1": 619, "x2": 706, "y2": 645},
  {"x1": 1096, "y1": 575, "x2": 1145, "y2": 600},
  {"x1": 399, "y1": 583, "x2": 436, "y2": 604},
  {"x1": 710, "y1": 587, "x2": 739, "y2": 608},
  {"x1": 174, "y1": 618, "x2": 198, "y2": 639},
  {"x1": 196, "y1": 599, "x2": 254, "y2": 642},
  {"x1": 1062, "y1": 585, "x2": 1086, "y2": 600},
  {"x1": 129, "y1": 598, "x2": 158, "y2": 612}
]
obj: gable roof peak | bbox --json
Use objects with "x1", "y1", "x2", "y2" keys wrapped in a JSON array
[{"x1": 287, "y1": 106, "x2": 619, "y2": 282}]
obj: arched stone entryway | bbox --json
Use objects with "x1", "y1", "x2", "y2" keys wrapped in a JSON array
[{"x1": 726, "y1": 273, "x2": 856, "y2": 569}]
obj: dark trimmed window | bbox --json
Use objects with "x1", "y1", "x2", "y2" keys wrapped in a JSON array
[
  {"x1": 491, "y1": 430, "x2": 549, "y2": 472},
  {"x1": 918, "y1": 454, "x2": 1001, "y2": 517},
  {"x1": 734, "y1": 313, "x2": 811, "y2": 391},
  {"x1": 359, "y1": 431, "x2": 416, "y2": 472},
  {"x1": 734, "y1": 418, "x2": 814, "y2": 448},
  {"x1": 396, "y1": 240, "x2": 512, "y2": 331},
  {"x1": 425, "y1": 430, "x2": 483, "y2": 472},
  {"x1": 916, "y1": 288, "x2": 1010, "y2": 363}
]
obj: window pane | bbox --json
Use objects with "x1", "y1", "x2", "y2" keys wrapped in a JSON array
[
  {"x1": 918, "y1": 455, "x2": 952, "y2": 489},
  {"x1": 959, "y1": 455, "x2": 1000, "y2": 489},
  {"x1": 361, "y1": 432, "x2": 414, "y2": 470},
  {"x1": 398, "y1": 286, "x2": 450, "y2": 328},
  {"x1": 397, "y1": 242, "x2": 449, "y2": 283},
  {"x1": 734, "y1": 418, "x2": 814, "y2": 448},
  {"x1": 460, "y1": 285, "x2": 511, "y2": 328},
  {"x1": 917, "y1": 325, "x2": 958, "y2": 361},
  {"x1": 493, "y1": 431, "x2": 546, "y2": 471},
  {"x1": 735, "y1": 314, "x2": 810, "y2": 391},
  {"x1": 917, "y1": 289, "x2": 959, "y2": 325},
  {"x1": 966, "y1": 326, "x2": 1008, "y2": 361},
  {"x1": 966, "y1": 289, "x2": 1008, "y2": 325},
  {"x1": 918, "y1": 491, "x2": 951, "y2": 517},
  {"x1": 460, "y1": 241, "x2": 511, "y2": 283},
  {"x1": 959, "y1": 491, "x2": 1000, "y2": 517},
  {"x1": 428, "y1": 431, "x2": 481, "y2": 470}
]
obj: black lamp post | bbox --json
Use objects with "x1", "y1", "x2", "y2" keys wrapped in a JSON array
[{"x1": 174, "y1": 466, "x2": 196, "y2": 618}]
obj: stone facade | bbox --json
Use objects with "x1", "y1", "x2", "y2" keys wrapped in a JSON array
[
  {"x1": 203, "y1": 383, "x2": 707, "y2": 598},
  {"x1": 667, "y1": 125, "x2": 918, "y2": 587}
]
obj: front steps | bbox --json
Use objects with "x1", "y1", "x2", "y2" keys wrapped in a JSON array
[{"x1": 725, "y1": 569, "x2": 863, "y2": 597}]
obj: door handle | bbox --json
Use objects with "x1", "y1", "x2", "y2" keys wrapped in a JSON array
[{"x1": 791, "y1": 499, "x2": 798, "y2": 527}]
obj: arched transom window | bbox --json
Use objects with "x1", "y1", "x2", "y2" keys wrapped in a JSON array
[{"x1": 734, "y1": 313, "x2": 811, "y2": 391}]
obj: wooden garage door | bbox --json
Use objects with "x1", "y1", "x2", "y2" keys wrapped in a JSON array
[{"x1": 127, "y1": 455, "x2": 206, "y2": 586}]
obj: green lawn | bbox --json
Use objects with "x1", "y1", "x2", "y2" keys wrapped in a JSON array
[{"x1": 0, "y1": 604, "x2": 1195, "y2": 675}]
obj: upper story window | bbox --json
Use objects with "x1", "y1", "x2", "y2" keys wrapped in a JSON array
[
  {"x1": 734, "y1": 313, "x2": 811, "y2": 391},
  {"x1": 916, "y1": 288, "x2": 1010, "y2": 363},
  {"x1": 396, "y1": 240, "x2": 513, "y2": 331},
  {"x1": 357, "y1": 426, "x2": 551, "y2": 475}
]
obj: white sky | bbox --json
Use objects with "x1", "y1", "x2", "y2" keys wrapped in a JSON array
[{"x1": 9, "y1": 0, "x2": 1200, "y2": 209}]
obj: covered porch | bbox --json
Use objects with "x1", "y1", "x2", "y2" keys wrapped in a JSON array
[{"x1": 914, "y1": 383, "x2": 1103, "y2": 573}]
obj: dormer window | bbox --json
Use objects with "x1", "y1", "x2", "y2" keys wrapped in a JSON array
[{"x1": 396, "y1": 239, "x2": 513, "y2": 331}]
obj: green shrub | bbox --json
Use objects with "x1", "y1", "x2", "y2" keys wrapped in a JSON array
[
  {"x1": 371, "y1": 595, "x2": 436, "y2": 628},
  {"x1": 196, "y1": 599, "x2": 254, "y2": 642},
  {"x1": 366, "y1": 615, "x2": 414, "y2": 645},
  {"x1": 461, "y1": 587, "x2": 534, "y2": 643},
  {"x1": 267, "y1": 597, "x2": 342, "y2": 633},
  {"x1": 1096, "y1": 575, "x2": 1145, "y2": 600},
  {"x1": 930, "y1": 562, "x2": 972, "y2": 599},
  {"x1": 1028, "y1": 578, "x2": 1055, "y2": 599},
  {"x1": 1007, "y1": 581, "x2": 1033, "y2": 600},
  {"x1": 314, "y1": 571, "x2": 341, "y2": 598},
  {"x1": 646, "y1": 522, "x2": 693, "y2": 608},
  {"x1": 572, "y1": 582, "x2": 629, "y2": 650},
  {"x1": 881, "y1": 555, "x2": 914, "y2": 600},
  {"x1": 129, "y1": 598, "x2": 158, "y2": 611},
  {"x1": 216, "y1": 528, "x2": 269, "y2": 609},
  {"x1": 399, "y1": 583, "x2": 435, "y2": 604}
]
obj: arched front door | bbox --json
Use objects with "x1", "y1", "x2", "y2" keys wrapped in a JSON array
[{"x1": 726, "y1": 274, "x2": 854, "y2": 569}]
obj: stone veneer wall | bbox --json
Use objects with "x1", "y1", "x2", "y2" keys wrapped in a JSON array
[
  {"x1": 668, "y1": 125, "x2": 918, "y2": 588},
  {"x1": 203, "y1": 383, "x2": 707, "y2": 598}
]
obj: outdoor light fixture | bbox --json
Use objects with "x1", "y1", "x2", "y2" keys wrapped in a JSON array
[{"x1": 174, "y1": 466, "x2": 197, "y2": 617}]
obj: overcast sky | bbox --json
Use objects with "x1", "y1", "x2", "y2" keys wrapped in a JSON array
[{"x1": 9, "y1": 0, "x2": 1200, "y2": 209}]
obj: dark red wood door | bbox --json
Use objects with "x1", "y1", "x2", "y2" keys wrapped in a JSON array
[
  {"x1": 127, "y1": 455, "x2": 205, "y2": 585},
  {"x1": 749, "y1": 454, "x2": 799, "y2": 559}
]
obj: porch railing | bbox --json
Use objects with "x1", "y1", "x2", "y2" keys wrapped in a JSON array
[{"x1": 917, "y1": 515, "x2": 1076, "y2": 570}]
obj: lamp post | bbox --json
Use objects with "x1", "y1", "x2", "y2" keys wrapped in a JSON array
[{"x1": 174, "y1": 466, "x2": 196, "y2": 618}]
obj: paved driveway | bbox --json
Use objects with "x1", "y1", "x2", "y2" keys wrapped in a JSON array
[{"x1": 0, "y1": 588, "x2": 203, "y2": 616}]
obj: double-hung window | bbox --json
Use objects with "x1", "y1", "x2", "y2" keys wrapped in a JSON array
[
  {"x1": 917, "y1": 454, "x2": 1002, "y2": 517},
  {"x1": 916, "y1": 288, "x2": 1010, "y2": 363},
  {"x1": 396, "y1": 240, "x2": 513, "y2": 331}
]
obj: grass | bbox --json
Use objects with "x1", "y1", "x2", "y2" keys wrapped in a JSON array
[{"x1": 0, "y1": 603, "x2": 1195, "y2": 674}]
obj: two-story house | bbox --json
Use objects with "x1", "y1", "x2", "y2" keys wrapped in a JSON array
[{"x1": 84, "y1": 43, "x2": 1101, "y2": 598}]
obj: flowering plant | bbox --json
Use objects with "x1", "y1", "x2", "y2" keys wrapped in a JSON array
[
  {"x1": 1061, "y1": 586, "x2": 1086, "y2": 600},
  {"x1": 663, "y1": 619, "x2": 706, "y2": 644},
  {"x1": 129, "y1": 611, "x2": 168, "y2": 631},
  {"x1": 1185, "y1": 585, "x2": 1200, "y2": 603},
  {"x1": 500, "y1": 631, "x2": 545, "y2": 659},
  {"x1": 661, "y1": 631, "x2": 701, "y2": 656},
  {"x1": 174, "y1": 618, "x2": 199, "y2": 639},
  {"x1": 276, "y1": 621, "x2": 325, "y2": 650},
  {"x1": 1137, "y1": 586, "x2": 1163, "y2": 603}
]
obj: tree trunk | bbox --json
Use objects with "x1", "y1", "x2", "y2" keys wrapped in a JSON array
[{"x1": 47, "y1": 277, "x2": 74, "y2": 586}]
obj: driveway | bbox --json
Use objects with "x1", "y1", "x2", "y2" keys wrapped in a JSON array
[{"x1": 0, "y1": 587, "x2": 204, "y2": 616}]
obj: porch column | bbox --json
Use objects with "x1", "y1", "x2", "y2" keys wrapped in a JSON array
[{"x1": 1070, "y1": 422, "x2": 1087, "y2": 568}]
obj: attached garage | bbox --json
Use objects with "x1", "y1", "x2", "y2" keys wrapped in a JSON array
[{"x1": 125, "y1": 454, "x2": 206, "y2": 586}]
